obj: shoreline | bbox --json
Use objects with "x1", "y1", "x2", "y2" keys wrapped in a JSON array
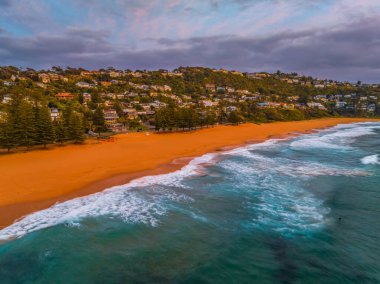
[{"x1": 0, "y1": 118, "x2": 377, "y2": 228}]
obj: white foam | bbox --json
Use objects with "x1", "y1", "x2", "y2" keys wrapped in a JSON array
[
  {"x1": 0, "y1": 153, "x2": 218, "y2": 240},
  {"x1": 290, "y1": 123, "x2": 380, "y2": 150},
  {"x1": 361, "y1": 154, "x2": 379, "y2": 165},
  {"x1": 225, "y1": 152, "x2": 368, "y2": 178},
  {"x1": 223, "y1": 139, "x2": 282, "y2": 156},
  {"x1": 2, "y1": 122, "x2": 378, "y2": 240}
]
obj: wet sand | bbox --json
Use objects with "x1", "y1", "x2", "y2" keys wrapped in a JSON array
[{"x1": 0, "y1": 118, "x2": 375, "y2": 228}]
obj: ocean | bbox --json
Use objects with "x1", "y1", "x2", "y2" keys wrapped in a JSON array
[{"x1": 0, "y1": 122, "x2": 379, "y2": 283}]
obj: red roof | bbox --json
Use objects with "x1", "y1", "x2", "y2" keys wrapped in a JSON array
[{"x1": 55, "y1": 92, "x2": 74, "y2": 99}]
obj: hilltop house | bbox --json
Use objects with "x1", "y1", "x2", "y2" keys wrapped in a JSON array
[
  {"x1": 76, "y1": 81, "x2": 93, "y2": 88},
  {"x1": 205, "y1": 84, "x2": 216, "y2": 92},
  {"x1": 307, "y1": 102, "x2": 326, "y2": 110},
  {"x1": 55, "y1": 92, "x2": 75, "y2": 100}
]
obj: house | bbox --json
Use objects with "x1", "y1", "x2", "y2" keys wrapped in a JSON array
[
  {"x1": 307, "y1": 102, "x2": 326, "y2": 110},
  {"x1": 123, "y1": 108, "x2": 138, "y2": 119},
  {"x1": 49, "y1": 108, "x2": 60, "y2": 121},
  {"x1": 288, "y1": 96, "x2": 299, "y2": 102},
  {"x1": 80, "y1": 71, "x2": 92, "y2": 77},
  {"x1": 151, "y1": 85, "x2": 172, "y2": 92},
  {"x1": 162, "y1": 71, "x2": 183, "y2": 77},
  {"x1": 336, "y1": 101, "x2": 347, "y2": 108},
  {"x1": 55, "y1": 92, "x2": 75, "y2": 100},
  {"x1": 48, "y1": 73, "x2": 58, "y2": 81},
  {"x1": 129, "y1": 82, "x2": 150, "y2": 90},
  {"x1": 202, "y1": 100, "x2": 218, "y2": 107},
  {"x1": 236, "y1": 89, "x2": 251, "y2": 95},
  {"x1": 205, "y1": 84, "x2": 216, "y2": 92},
  {"x1": 257, "y1": 102, "x2": 270, "y2": 108},
  {"x1": 230, "y1": 71, "x2": 244, "y2": 76},
  {"x1": 83, "y1": 93, "x2": 92, "y2": 102},
  {"x1": 2, "y1": 94, "x2": 12, "y2": 104},
  {"x1": 35, "y1": 82, "x2": 47, "y2": 89},
  {"x1": 38, "y1": 73, "x2": 50, "y2": 83},
  {"x1": 128, "y1": 72, "x2": 143, "y2": 78},
  {"x1": 245, "y1": 96, "x2": 259, "y2": 101},
  {"x1": 3, "y1": 81, "x2": 16, "y2": 86},
  {"x1": 76, "y1": 81, "x2": 92, "y2": 88},
  {"x1": 100, "y1": 81, "x2": 112, "y2": 87},
  {"x1": 116, "y1": 93, "x2": 125, "y2": 99},
  {"x1": 216, "y1": 86, "x2": 226, "y2": 93},
  {"x1": 225, "y1": 87, "x2": 235, "y2": 93},
  {"x1": 109, "y1": 71, "x2": 122, "y2": 78},
  {"x1": 253, "y1": 73, "x2": 268, "y2": 78},
  {"x1": 127, "y1": 92, "x2": 139, "y2": 98},
  {"x1": 103, "y1": 109, "x2": 119, "y2": 125},
  {"x1": 225, "y1": 106, "x2": 238, "y2": 113},
  {"x1": 367, "y1": 104, "x2": 376, "y2": 112}
]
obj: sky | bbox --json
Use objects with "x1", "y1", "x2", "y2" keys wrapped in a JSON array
[{"x1": 1, "y1": 0, "x2": 380, "y2": 82}]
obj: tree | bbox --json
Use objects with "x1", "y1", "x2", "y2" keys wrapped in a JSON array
[
  {"x1": 93, "y1": 107, "x2": 107, "y2": 132},
  {"x1": 36, "y1": 105, "x2": 55, "y2": 148},
  {"x1": 68, "y1": 113, "x2": 84, "y2": 143},
  {"x1": 54, "y1": 119, "x2": 67, "y2": 144},
  {"x1": 227, "y1": 111, "x2": 243, "y2": 125},
  {"x1": 0, "y1": 113, "x2": 17, "y2": 152},
  {"x1": 9, "y1": 98, "x2": 37, "y2": 149}
]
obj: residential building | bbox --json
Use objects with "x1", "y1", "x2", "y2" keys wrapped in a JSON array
[
  {"x1": 49, "y1": 108, "x2": 60, "y2": 121},
  {"x1": 55, "y1": 92, "x2": 75, "y2": 100}
]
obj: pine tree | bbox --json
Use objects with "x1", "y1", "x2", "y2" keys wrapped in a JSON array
[
  {"x1": 9, "y1": 97, "x2": 37, "y2": 149},
  {"x1": 54, "y1": 119, "x2": 67, "y2": 144},
  {"x1": 68, "y1": 113, "x2": 84, "y2": 143},
  {"x1": 36, "y1": 105, "x2": 55, "y2": 148},
  {"x1": 93, "y1": 107, "x2": 106, "y2": 133},
  {"x1": 18, "y1": 100, "x2": 38, "y2": 148},
  {"x1": 0, "y1": 112, "x2": 17, "y2": 152}
]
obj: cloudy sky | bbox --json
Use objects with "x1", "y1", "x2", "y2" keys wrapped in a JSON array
[{"x1": 1, "y1": 0, "x2": 380, "y2": 82}]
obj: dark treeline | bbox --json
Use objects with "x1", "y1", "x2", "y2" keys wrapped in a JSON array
[
  {"x1": 154, "y1": 101, "x2": 330, "y2": 132},
  {"x1": 0, "y1": 97, "x2": 84, "y2": 151}
]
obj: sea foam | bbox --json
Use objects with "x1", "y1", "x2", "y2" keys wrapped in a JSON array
[
  {"x1": 290, "y1": 123, "x2": 379, "y2": 150},
  {"x1": 361, "y1": 154, "x2": 379, "y2": 165},
  {"x1": 0, "y1": 153, "x2": 217, "y2": 240},
  {"x1": 1, "y1": 122, "x2": 378, "y2": 240}
]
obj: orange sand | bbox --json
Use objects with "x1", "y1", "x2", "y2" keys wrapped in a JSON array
[{"x1": 0, "y1": 118, "x2": 375, "y2": 227}]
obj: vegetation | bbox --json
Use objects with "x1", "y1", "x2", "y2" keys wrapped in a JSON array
[{"x1": 0, "y1": 66, "x2": 378, "y2": 152}]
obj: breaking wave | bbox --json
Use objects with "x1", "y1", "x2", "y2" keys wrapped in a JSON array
[
  {"x1": 290, "y1": 123, "x2": 379, "y2": 150},
  {"x1": 1, "y1": 122, "x2": 378, "y2": 240},
  {"x1": 361, "y1": 154, "x2": 379, "y2": 165},
  {"x1": 0, "y1": 154, "x2": 217, "y2": 240}
]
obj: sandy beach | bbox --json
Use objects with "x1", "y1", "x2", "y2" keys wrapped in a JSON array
[{"x1": 0, "y1": 118, "x2": 376, "y2": 228}]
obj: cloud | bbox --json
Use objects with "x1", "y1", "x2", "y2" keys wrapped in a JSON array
[
  {"x1": 1, "y1": 15, "x2": 379, "y2": 82},
  {"x1": 0, "y1": 0, "x2": 12, "y2": 7},
  {"x1": 1, "y1": 1, "x2": 380, "y2": 82}
]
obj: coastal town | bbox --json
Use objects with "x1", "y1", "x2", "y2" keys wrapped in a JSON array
[{"x1": 0, "y1": 66, "x2": 379, "y2": 150}]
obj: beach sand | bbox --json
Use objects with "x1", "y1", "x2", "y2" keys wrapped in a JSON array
[{"x1": 0, "y1": 118, "x2": 376, "y2": 228}]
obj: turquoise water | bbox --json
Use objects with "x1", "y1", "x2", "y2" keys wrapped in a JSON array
[{"x1": 0, "y1": 122, "x2": 379, "y2": 283}]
